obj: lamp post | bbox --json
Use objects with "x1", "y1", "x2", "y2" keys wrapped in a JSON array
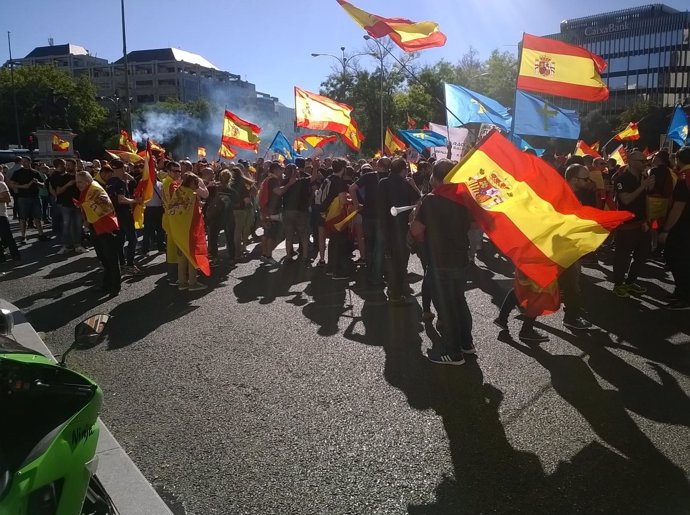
[
  {"x1": 363, "y1": 35, "x2": 385, "y2": 154},
  {"x1": 7, "y1": 32, "x2": 21, "y2": 147},
  {"x1": 97, "y1": 89, "x2": 125, "y2": 132},
  {"x1": 311, "y1": 47, "x2": 371, "y2": 77}
]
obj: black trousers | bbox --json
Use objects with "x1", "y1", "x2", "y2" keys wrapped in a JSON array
[
  {"x1": 559, "y1": 261, "x2": 582, "y2": 320},
  {"x1": 362, "y1": 217, "x2": 384, "y2": 285},
  {"x1": 142, "y1": 206, "x2": 165, "y2": 251},
  {"x1": 116, "y1": 211, "x2": 137, "y2": 266},
  {"x1": 385, "y1": 233, "x2": 410, "y2": 299},
  {"x1": 0, "y1": 216, "x2": 20, "y2": 260},
  {"x1": 327, "y1": 230, "x2": 349, "y2": 274},
  {"x1": 665, "y1": 230, "x2": 690, "y2": 301},
  {"x1": 208, "y1": 212, "x2": 235, "y2": 260},
  {"x1": 499, "y1": 288, "x2": 536, "y2": 331},
  {"x1": 93, "y1": 232, "x2": 121, "y2": 294},
  {"x1": 613, "y1": 226, "x2": 650, "y2": 285}
]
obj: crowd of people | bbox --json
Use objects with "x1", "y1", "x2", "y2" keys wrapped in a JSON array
[{"x1": 0, "y1": 144, "x2": 688, "y2": 364}]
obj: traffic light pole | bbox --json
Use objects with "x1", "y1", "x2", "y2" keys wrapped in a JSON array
[{"x1": 7, "y1": 32, "x2": 21, "y2": 147}]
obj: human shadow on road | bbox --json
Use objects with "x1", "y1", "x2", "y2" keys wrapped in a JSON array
[
  {"x1": 498, "y1": 332, "x2": 690, "y2": 513},
  {"x1": 233, "y1": 260, "x2": 312, "y2": 305},
  {"x1": 106, "y1": 282, "x2": 199, "y2": 350}
]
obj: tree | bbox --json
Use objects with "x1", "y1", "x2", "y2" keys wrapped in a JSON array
[
  {"x1": 0, "y1": 65, "x2": 106, "y2": 148},
  {"x1": 579, "y1": 109, "x2": 612, "y2": 147},
  {"x1": 617, "y1": 101, "x2": 666, "y2": 151}
]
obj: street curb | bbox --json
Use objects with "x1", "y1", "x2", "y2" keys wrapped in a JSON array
[{"x1": 1, "y1": 299, "x2": 174, "y2": 515}]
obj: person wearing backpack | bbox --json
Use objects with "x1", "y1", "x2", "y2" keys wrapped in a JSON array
[{"x1": 259, "y1": 161, "x2": 296, "y2": 266}]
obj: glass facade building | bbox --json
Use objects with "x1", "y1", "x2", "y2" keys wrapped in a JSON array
[{"x1": 544, "y1": 4, "x2": 690, "y2": 114}]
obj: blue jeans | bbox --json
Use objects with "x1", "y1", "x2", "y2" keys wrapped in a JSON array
[
  {"x1": 429, "y1": 265, "x2": 473, "y2": 354},
  {"x1": 59, "y1": 206, "x2": 83, "y2": 247}
]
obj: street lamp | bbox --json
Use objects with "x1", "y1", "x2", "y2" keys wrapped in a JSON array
[
  {"x1": 311, "y1": 46, "x2": 371, "y2": 76},
  {"x1": 363, "y1": 35, "x2": 385, "y2": 154},
  {"x1": 97, "y1": 89, "x2": 130, "y2": 132}
]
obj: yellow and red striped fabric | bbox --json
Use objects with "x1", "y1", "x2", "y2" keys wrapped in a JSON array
[
  {"x1": 295, "y1": 87, "x2": 353, "y2": 135},
  {"x1": 609, "y1": 145, "x2": 628, "y2": 167},
  {"x1": 301, "y1": 134, "x2": 338, "y2": 149},
  {"x1": 166, "y1": 185, "x2": 210, "y2": 276},
  {"x1": 133, "y1": 140, "x2": 156, "y2": 229},
  {"x1": 574, "y1": 140, "x2": 601, "y2": 158},
  {"x1": 336, "y1": 0, "x2": 446, "y2": 52},
  {"x1": 119, "y1": 130, "x2": 137, "y2": 153},
  {"x1": 435, "y1": 130, "x2": 632, "y2": 287},
  {"x1": 77, "y1": 181, "x2": 119, "y2": 236},
  {"x1": 222, "y1": 110, "x2": 261, "y2": 152},
  {"x1": 517, "y1": 33, "x2": 609, "y2": 102},
  {"x1": 342, "y1": 117, "x2": 365, "y2": 152},
  {"x1": 384, "y1": 128, "x2": 406, "y2": 155},
  {"x1": 614, "y1": 122, "x2": 640, "y2": 141}
]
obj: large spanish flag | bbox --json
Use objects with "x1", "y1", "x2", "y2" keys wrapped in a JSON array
[
  {"x1": 218, "y1": 142, "x2": 237, "y2": 160},
  {"x1": 222, "y1": 110, "x2": 261, "y2": 152},
  {"x1": 517, "y1": 33, "x2": 609, "y2": 102},
  {"x1": 77, "y1": 181, "x2": 119, "y2": 236},
  {"x1": 614, "y1": 122, "x2": 640, "y2": 141},
  {"x1": 435, "y1": 130, "x2": 632, "y2": 287},
  {"x1": 384, "y1": 127, "x2": 406, "y2": 155},
  {"x1": 342, "y1": 117, "x2": 364, "y2": 152},
  {"x1": 336, "y1": 0, "x2": 446, "y2": 52},
  {"x1": 119, "y1": 130, "x2": 138, "y2": 153},
  {"x1": 133, "y1": 140, "x2": 156, "y2": 229},
  {"x1": 166, "y1": 185, "x2": 210, "y2": 276},
  {"x1": 295, "y1": 87, "x2": 353, "y2": 134}
]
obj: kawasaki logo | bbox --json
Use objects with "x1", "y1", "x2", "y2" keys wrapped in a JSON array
[{"x1": 71, "y1": 425, "x2": 95, "y2": 446}]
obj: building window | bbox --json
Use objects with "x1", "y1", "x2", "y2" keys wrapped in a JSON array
[
  {"x1": 158, "y1": 79, "x2": 176, "y2": 86},
  {"x1": 136, "y1": 80, "x2": 153, "y2": 86},
  {"x1": 136, "y1": 94, "x2": 155, "y2": 103},
  {"x1": 608, "y1": 76, "x2": 627, "y2": 90},
  {"x1": 609, "y1": 57, "x2": 627, "y2": 73},
  {"x1": 629, "y1": 54, "x2": 648, "y2": 70}
]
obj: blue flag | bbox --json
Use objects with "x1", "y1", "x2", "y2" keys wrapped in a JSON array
[
  {"x1": 668, "y1": 105, "x2": 689, "y2": 148},
  {"x1": 268, "y1": 131, "x2": 294, "y2": 162},
  {"x1": 444, "y1": 83, "x2": 512, "y2": 131},
  {"x1": 511, "y1": 134, "x2": 545, "y2": 156},
  {"x1": 513, "y1": 91, "x2": 580, "y2": 140},
  {"x1": 397, "y1": 130, "x2": 448, "y2": 154}
]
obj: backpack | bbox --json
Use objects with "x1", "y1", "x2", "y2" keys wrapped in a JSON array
[
  {"x1": 314, "y1": 177, "x2": 332, "y2": 208},
  {"x1": 206, "y1": 188, "x2": 233, "y2": 221}
]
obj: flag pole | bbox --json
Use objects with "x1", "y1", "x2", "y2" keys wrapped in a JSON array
[{"x1": 508, "y1": 34, "x2": 524, "y2": 143}]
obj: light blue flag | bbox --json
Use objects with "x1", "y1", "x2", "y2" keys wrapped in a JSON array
[
  {"x1": 513, "y1": 91, "x2": 580, "y2": 140},
  {"x1": 510, "y1": 134, "x2": 545, "y2": 156},
  {"x1": 444, "y1": 83, "x2": 512, "y2": 131},
  {"x1": 268, "y1": 131, "x2": 294, "y2": 162},
  {"x1": 668, "y1": 105, "x2": 689, "y2": 148},
  {"x1": 397, "y1": 130, "x2": 448, "y2": 154}
]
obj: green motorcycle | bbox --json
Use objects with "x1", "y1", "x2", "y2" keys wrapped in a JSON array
[{"x1": 0, "y1": 311, "x2": 117, "y2": 515}]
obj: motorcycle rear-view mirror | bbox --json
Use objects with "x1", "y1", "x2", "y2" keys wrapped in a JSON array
[{"x1": 60, "y1": 314, "x2": 111, "y2": 367}]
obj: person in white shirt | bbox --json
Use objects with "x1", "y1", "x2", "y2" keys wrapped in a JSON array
[{"x1": 0, "y1": 172, "x2": 20, "y2": 262}]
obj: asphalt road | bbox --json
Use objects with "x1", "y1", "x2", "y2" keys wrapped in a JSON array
[{"x1": 2, "y1": 226, "x2": 690, "y2": 515}]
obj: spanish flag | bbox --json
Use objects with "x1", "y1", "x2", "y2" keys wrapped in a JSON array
[
  {"x1": 301, "y1": 134, "x2": 338, "y2": 148},
  {"x1": 166, "y1": 185, "x2": 210, "y2": 276},
  {"x1": 76, "y1": 181, "x2": 119, "y2": 235},
  {"x1": 407, "y1": 114, "x2": 416, "y2": 129},
  {"x1": 574, "y1": 140, "x2": 601, "y2": 158},
  {"x1": 614, "y1": 122, "x2": 640, "y2": 141},
  {"x1": 435, "y1": 130, "x2": 633, "y2": 288},
  {"x1": 324, "y1": 195, "x2": 357, "y2": 234},
  {"x1": 384, "y1": 127, "x2": 406, "y2": 155},
  {"x1": 517, "y1": 33, "x2": 609, "y2": 102},
  {"x1": 149, "y1": 139, "x2": 165, "y2": 154},
  {"x1": 295, "y1": 87, "x2": 353, "y2": 135},
  {"x1": 105, "y1": 149, "x2": 144, "y2": 163},
  {"x1": 119, "y1": 130, "x2": 138, "y2": 153},
  {"x1": 609, "y1": 145, "x2": 628, "y2": 167},
  {"x1": 591, "y1": 141, "x2": 600, "y2": 152},
  {"x1": 373, "y1": 150, "x2": 381, "y2": 158},
  {"x1": 222, "y1": 110, "x2": 261, "y2": 152},
  {"x1": 52, "y1": 134, "x2": 70, "y2": 152},
  {"x1": 342, "y1": 117, "x2": 364, "y2": 152},
  {"x1": 133, "y1": 140, "x2": 156, "y2": 230},
  {"x1": 197, "y1": 146, "x2": 207, "y2": 159},
  {"x1": 294, "y1": 138, "x2": 307, "y2": 153},
  {"x1": 218, "y1": 142, "x2": 237, "y2": 160},
  {"x1": 336, "y1": 0, "x2": 446, "y2": 52}
]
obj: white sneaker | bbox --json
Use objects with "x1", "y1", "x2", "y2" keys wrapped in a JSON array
[
  {"x1": 74, "y1": 246, "x2": 88, "y2": 254},
  {"x1": 57, "y1": 246, "x2": 70, "y2": 255}
]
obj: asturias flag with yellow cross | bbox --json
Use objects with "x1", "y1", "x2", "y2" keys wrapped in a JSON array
[
  {"x1": 434, "y1": 130, "x2": 632, "y2": 288},
  {"x1": 517, "y1": 33, "x2": 609, "y2": 102}
]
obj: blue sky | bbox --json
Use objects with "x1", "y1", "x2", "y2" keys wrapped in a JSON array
[{"x1": 2, "y1": 0, "x2": 688, "y2": 106}]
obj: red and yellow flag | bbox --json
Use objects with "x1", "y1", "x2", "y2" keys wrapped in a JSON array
[
  {"x1": 517, "y1": 33, "x2": 609, "y2": 102},
  {"x1": 591, "y1": 141, "x2": 600, "y2": 152},
  {"x1": 614, "y1": 122, "x2": 640, "y2": 141},
  {"x1": 77, "y1": 181, "x2": 119, "y2": 236},
  {"x1": 435, "y1": 130, "x2": 633, "y2": 288},
  {"x1": 222, "y1": 110, "x2": 261, "y2": 152},
  {"x1": 294, "y1": 138, "x2": 307, "y2": 153},
  {"x1": 166, "y1": 185, "x2": 210, "y2": 276},
  {"x1": 324, "y1": 195, "x2": 357, "y2": 233},
  {"x1": 52, "y1": 134, "x2": 70, "y2": 152},
  {"x1": 197, "y1": 146, "x2": 207, "y2": 159},
  {"x1": 574, "y1": 140, "x2": 601, "y2": 158},
  {"x1": 384, "y1": 127, "x2": 406, "y2": 155},
  {"x1": 149, "y1": 139, "x2": 165, "y2": 154},
  {"x1": 609, "y1": 145, "x2": 628, "y2": 167},
  {"x1": 105, "y1": 149, "x2": 144, "y2": 163},
  {"x1": 301, "y1": 134, "x2": 338, "y2": 148},
  {"x1": 295, "y1": 87, "x2": 353, "y2": 134},
  {"x1": 133, "y1": 140, "x2": 157, "y2": 229},
  {"x1": 342, "y1": 117, "x2": 365, "y2": 152},
  {"x1": 336, "y1": 0, "x2": 446, "y2": 52},
  {"x1": 407, "y1": 114, "x2": 416, "y2": 129},
  {"x1": 218, "y1": 142, "x2": 237, "y2": 160},
  {"x1": 119, "y1": 130, "x2": 137, "y2": 153},
  {"x1": 373, "y1": 150, "x2": 381, "y2": 158}
]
